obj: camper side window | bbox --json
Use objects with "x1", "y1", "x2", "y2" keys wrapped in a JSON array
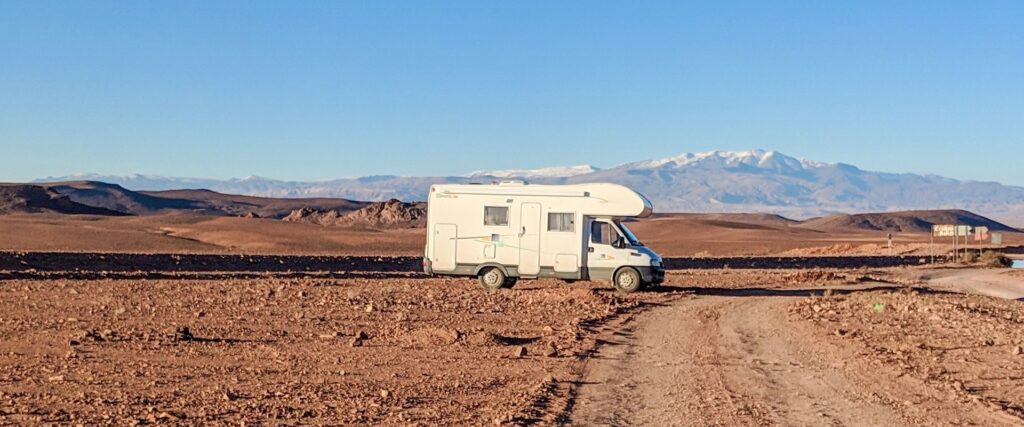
[
  {"x1": 547, "y1": 213, "x2": 574, "y2": 232},
  {"x1": 483, "y1": 206, "x2": 509, "y2": 226},
  {"x1": 590, "y1": 221, "x2": 614, "y2": 245}
]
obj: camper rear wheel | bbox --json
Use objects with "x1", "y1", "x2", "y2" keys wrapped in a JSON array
[
  {"x1": 478, "y1": 267, "x2": 508, "y2": 291},
  {"x1": 613, "y1": 267, "x2": 643, "y2": 293}
]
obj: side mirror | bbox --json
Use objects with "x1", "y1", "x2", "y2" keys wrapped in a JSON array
[{"x1": 613, "y1": 237, "x2": 626, "y2": 249}]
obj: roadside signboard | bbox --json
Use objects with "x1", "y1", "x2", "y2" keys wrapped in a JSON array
[
  {"x1": 974, "y1": 226, "x2": 990, "y2": 241},
  {"x1": 955, "y1": 225, "x2": 972, "y2": 237},
  {"x1": 992, "y1": 232, "x2": 1003, "y2": 245},
  {"x1": 933, "y1": 225, "x2": 955, "y2": 237}
]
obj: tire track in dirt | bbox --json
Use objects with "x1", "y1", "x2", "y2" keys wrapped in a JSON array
[{"x1": 567, "y1": 290, "x2": 1019, "y2": 426}]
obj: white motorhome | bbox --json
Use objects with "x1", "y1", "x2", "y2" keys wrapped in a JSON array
[{"x1": 422, "y1": 181, "x2": 664, "y2": 293}]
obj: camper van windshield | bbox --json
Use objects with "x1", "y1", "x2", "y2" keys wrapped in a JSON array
[{"x1": 615, "y1": 221, "x2": 643, "y2": 246}]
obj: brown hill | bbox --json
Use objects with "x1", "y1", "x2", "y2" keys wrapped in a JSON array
[
  {"x1": 798, "y1": 210, "x2": 1018, "y2": 233},
  {"x1": 0, "y1": 184, "x2": 127, "y2": 216},
  {"x1": 142, "y1": 188, "x2": 368, "y2": 218},
  {"x1": 43, "y1": 181, "x2": 202, "y2": 214},
  {"x1": 647, "y1": 213, "x2": 799, "y2": 231},
  {"x1": 283, "y1": 208, "x2": 345, "y2": 226},
  {"x1": 283, "y1": 199, "x2": 426, "y2": 229},
  {"x1": 33, "y1": 181, "x2": 367, "y2": 218}
]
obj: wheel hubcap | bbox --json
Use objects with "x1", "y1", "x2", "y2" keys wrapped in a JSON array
[
  {"x1": 621, "y1": 273, "x2": 635, "y2": 288},
  {"x1": 485, "y1": 271, "x2": 500, "y2": 285}
]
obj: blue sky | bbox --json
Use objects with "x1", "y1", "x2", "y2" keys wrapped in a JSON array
[{"x1": 2, "y1": 1, "x2": 1022, "y2": 184}]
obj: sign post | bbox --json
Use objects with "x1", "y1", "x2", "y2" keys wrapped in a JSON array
[
  {"x1": 958, "y1": 225, "x2": 972, "y2": 261},
  {"x1": 933, "y1": 224, "x2": 955, "y2": 263},
  {"x1": 933, "y1": 225, "x2": 972, "y2": 263},
  {"x1": 973, "y1": 226, "x2": 990, "y2": 258}
]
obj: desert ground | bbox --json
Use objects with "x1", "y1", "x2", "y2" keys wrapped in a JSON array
[
  {"x1": 3, "y1": 265, "x2": 1024, "y2": 425},
  {"x1": 2, "y1": 188, "x2": 1024, "y2": 425}
]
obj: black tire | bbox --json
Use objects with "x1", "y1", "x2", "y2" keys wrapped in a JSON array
[
  {"x1": 478, "y1": 267, "x2": 507, "y2": 291},
  {"x1": 503, "y1": 277, "x2": 518, "y2": 288},
  {"x1": 613, "y1": 267, "x2": 643, "y2": 293}
]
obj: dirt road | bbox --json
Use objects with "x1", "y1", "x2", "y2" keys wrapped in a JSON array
[
  {"x1": 920, "y1": 267, "x2": 1024, "y2": 300},
  {"x1": 569, "y1": 287, "x2": 1023, "y2": 426}
]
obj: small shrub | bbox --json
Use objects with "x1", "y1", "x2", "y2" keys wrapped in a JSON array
[
  {"x1": 961, "y1": 251, "x2": 978, "y2": 264},
  {"x1": 979, "y1": 251, "x2": 1013, "y2": 268}
]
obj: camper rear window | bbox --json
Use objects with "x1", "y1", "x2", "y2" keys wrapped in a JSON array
[
  {"x1": 484, "y1": 206, "x2": 508, "y2": 226},
  {"x1": 547, "y1": 213, "x2": 574, "y2": 232}
]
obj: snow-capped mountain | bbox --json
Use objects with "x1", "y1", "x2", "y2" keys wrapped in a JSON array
[
  {"x1": 468, "y1": 165, "x2": 600, "y2": 179},
  {"x1": 625, "y1": 150, "x2": 822, "y2": 171},
  {"x1": 35, "y1": 150, "x2": 1024, "y2": 223}
]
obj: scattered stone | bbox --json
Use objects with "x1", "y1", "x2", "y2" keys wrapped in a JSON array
[
  {"x1": 513, "y1": 346, "x2": 527, "y2": 358},
  {"x1": 544, "y1": 342, "x2": 558, "y2": 357},
  {"x1": 175, "y1": 326, "x2": 194, "y2": 341},
  {"x1": 1013, "y1": 346, "x2": 1023, "y2": 356},
  {"x1": 83, "y1": 329, "x2": 104, "y2": 342},
  {"x1": 157, "y1": 411, "x2": 185, "y2": 420}
]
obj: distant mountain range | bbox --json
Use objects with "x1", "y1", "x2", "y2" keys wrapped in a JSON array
[{"x1": 36, "y1": 150, "x2": 1024, "y2": 224}]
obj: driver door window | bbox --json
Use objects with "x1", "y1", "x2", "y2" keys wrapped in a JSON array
[{"x1": 591, "y1": 221, "x2": 614, "y2": 245}]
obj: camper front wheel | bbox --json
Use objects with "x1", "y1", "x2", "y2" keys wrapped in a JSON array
[
  {"x1": 613, "y1": 267, "x2": 642, "y2": 293},
  {"x1": 478, "y1": 267, "x2": 508, "y2": 291}
]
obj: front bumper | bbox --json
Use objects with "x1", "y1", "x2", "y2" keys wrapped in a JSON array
[{"x1": 637, "y1": 265, "x2": 665, "y2": 284}]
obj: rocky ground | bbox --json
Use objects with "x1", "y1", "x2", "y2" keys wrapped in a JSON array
[
  {"x1": 0, "y1": 273, "x2": 679, "y2": 425},
  {"x1": 2, "y1": 266, "x2": 1023, "y2": 425},
  {"x1": 791, "y1": 287, "x2": 1024, "y2": 419}
]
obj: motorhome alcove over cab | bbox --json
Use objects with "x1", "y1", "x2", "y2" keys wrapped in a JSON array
[{"x1": 422, "y1": 181, "x2": 664, "y2": 293}]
